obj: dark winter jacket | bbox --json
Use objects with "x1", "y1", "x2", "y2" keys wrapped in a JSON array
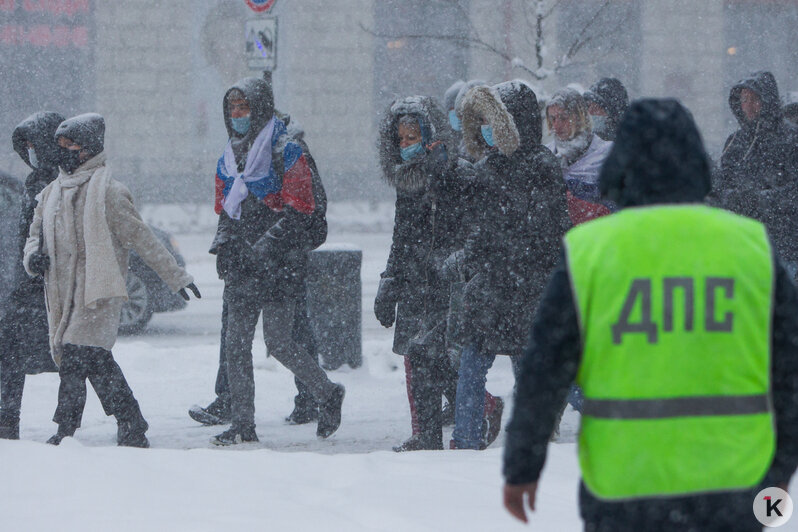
[
  {"x1": 2, "y1": 112, "x2": 64, "y2": 373},
  {"x1": 459, "y1": 81, "x2": 568, "y2": 356},
  {"x1": 583, "y1": 77, "x2": 629, "y2": 141},
  {"x1": 504, "y1": 99, "x2": 798, "y2": 528},
  {"x1": 211, "y1": 78, "x2": 326, "y2": 301},
  {"x1": 718, "y1": 71, "x2": 798, "y2": 266},
  {"x1": 378, "y1": 96, "x2": 468, "y2": 356}
]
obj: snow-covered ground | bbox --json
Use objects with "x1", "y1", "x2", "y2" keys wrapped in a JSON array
[{"x1": 2, "y1": 202, "x2": 789, "y2": 531}]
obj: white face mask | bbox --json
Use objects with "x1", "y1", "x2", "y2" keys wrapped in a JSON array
[
  {"x1": 590, "y1": 115, "x2": 609, "y2": 136},
  {"x1": 27, "y1": 147, "x2": 38, "y2": 169}
]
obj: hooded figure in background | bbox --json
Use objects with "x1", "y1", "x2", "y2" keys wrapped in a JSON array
[
  {"x1": 718, "y1": 71, "x2": 798, "y2": 272},
  {"x1": 23, "y1": 113, "x2": 199, "y2": 447},
  {"x1": 546, "y1": 88, "x2": 615, "y2": 226},
  {"x1": 375, "y1": 95, "x2": 478, "y2": 451},
  {"x1": 583, "y1": 77, "x2": 629, "y2": 141},
  {"x1": 0, "y1": 112, "x2": 63, "y2": 439},
  {"x1": 451, "y1": 81, "x2": 568, "y2": 450},
  {"x1": 208, "y1": 77, "x2": 343, "y2": 445},
  {"x1": 503, "y1": 99, "x2": 798, "y2": 530}
]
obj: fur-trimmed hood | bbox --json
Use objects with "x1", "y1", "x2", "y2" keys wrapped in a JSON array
[
  {"x1": 460, "y1": 80, "x2": 541, "y2": 160},
  {"x1": 378, "y1": 96, "x2": 455, "y2": 192}
]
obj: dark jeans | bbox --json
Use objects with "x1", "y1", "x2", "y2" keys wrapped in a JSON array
[
  {"x1": 224, "y1": 289, "x2": 336, "y2": 429},
  {"x1": 53, "y1": 344, "x2": 144, "y2": 433},
  {"x1": 214, "y1": 294, "x2": 319, "y2": 411}
]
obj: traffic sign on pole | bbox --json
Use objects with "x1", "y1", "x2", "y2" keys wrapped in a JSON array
[
  {"x1": 245, "y1": 17, "x2": 278, "y2": 71},
  {"x1": 245, "y1": 0, "x2": 277, "y2": 13}
]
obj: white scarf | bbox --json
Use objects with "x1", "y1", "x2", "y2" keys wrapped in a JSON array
[{"x1": 221, "y1": 117, "x2": 276, "y2": 220}]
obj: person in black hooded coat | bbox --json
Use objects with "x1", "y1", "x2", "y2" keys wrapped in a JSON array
[
  {"x1": 375, "y1": 95, "x2": 472, "y2": 451},
  {"x1": 209, "y1": 77, "x2": 343, "y2": 445},
  {"x1": 502, "y1": 99, "x2": 798, "y2": 531},
  {"x1": 718, "y1": 71, "x2": 798, "y2": 272},
  {"x1": 583, "y1": 77, "x2": 630, "y2": 141},
  {"x1": 0, "y1": 112, "x2": 63, "y2": 439},
  {"x1": 450, "y1": 81, "x2": 568, "y2": 450}
]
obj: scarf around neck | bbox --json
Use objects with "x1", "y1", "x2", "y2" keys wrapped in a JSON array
[{"x1": 219, "y1": 116, "x2": 280, "y2": 220}]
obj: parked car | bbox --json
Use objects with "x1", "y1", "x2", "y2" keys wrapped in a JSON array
[{"x1": 0, "y1": 171, "x2": 187, "y2": 335}]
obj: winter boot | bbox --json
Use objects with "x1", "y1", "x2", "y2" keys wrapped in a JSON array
[
  {"x1": 316, "y1": 383, "x2": 345, "y2": 439},
  {"x1": 117, "y1": 409, "x2": 149, "y2": 448},
  {"x1": 211, "y1": 424, "x2": 259, "y2": 446},
  {"x1": 483, "y1": 396, "x2": 505, "y2": 447},
  {"x1": 285, "y1": 392, "x2": 320, "y2": 425},
  {"x1": 393, "y1": 434, "x2": 444, "y2": 452},
  {"x1": 46, "y1": 426, "x2": 76, "y2": 446},
  {"x1": 0, "y1": 411, "x2": 20, "y2": 440},
  {"x1": 188, "y1": 397, "x2": 231, "y2": 426}
]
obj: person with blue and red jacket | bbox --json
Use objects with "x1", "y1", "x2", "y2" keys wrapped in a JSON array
[{"x1": 208, "y1": 77, "x2": 344, "y2": 445}]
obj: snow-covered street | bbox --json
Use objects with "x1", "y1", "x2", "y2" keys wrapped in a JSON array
[{"x1": 0, "y1": 206, "x2": 587, "y2": 531}]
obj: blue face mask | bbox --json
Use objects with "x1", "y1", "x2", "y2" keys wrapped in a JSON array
[
  {"x1": 449, "y1": 110, "x2": 461, "y2": 132},
  {"x1": 481, "y1": 125, "x2": 495, "y2": 147},
  {"x1": 400, "y1": 142, "x2": 425, "y2": 161},
  {"x1": 28, "y1": 147, "x2": 38, "y2": 169},
  {"x1": 231, "y1": 115, "x2": 251, "y2": 135}
]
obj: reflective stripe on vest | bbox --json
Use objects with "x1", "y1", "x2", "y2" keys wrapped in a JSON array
[{"x1": 565, "y1": 205, "x2": 775, "y2": 501}]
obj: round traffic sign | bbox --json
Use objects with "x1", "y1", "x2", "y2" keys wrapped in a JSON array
[{"x1": 245, "y1": 0, "x2": 277, "y2": 13}]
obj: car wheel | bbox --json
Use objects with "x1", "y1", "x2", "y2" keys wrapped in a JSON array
[{"x1": 119, "y1": 271, "x2": 153, "y2": 334}]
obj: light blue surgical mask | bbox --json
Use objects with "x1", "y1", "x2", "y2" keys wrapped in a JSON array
[
  {"x1": 231, "y1": 115, "x2": 251, "y2": 135},
  {"x1": 449, "y1": 110, "x2": 461, "y2": 131},
  {"x1": 590, "y1": 115, "x2": 609, "y2": 136},
  {"x1": 400, "y1": 142, "x2": 424, "y2": 161},
  {"x1": 481, "y1": 125, "x2": 494, "y2": 147},
  {"x1": 28, "y1": 147, "x2": 38, "y2": 168}
]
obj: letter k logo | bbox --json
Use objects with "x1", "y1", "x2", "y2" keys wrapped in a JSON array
[{"x1": 765, "y1": 496, "x2": 784, "y2": 517}]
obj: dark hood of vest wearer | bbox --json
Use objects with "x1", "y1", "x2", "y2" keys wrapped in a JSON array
[
  {"x1": 378, "y1": 95, "x2": 455, "y2": 193},
  {"x1": 729, "y1": 71, "x2": 782, "y2": 132},
  {"x1": 12, "y1": 111, "x2": 65, "y2": 169},
  {"x1": 54, "y1": 113, "x2": 105, "y2": 157},
  {"x1": 584, "y1": 77, "x2": 629, "y2": 138},
  {"x1": 223, "y1": 77, "x2": 275, "y2": 168},
  {"x1": 599, "y1": 98, "x2": 711, "y2": 208}
]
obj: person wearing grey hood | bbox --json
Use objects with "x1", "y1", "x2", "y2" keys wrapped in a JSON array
[
  {"x1": 583, "y1": 77, "x2": 629, "y2": 141},
  {"x1": 0, "y1": 112, "x2": 63, "y2": 440},
  {"x1": 23, "y1": 113, "x2": 200, "y2": 447},
  {"x1": 209, "y1": 77, "x2": 344, "y2": 445}
]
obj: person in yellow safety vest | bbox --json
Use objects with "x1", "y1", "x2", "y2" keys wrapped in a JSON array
[{"x1": 502, "y1": 99, "x2": 798, "y2": 531}]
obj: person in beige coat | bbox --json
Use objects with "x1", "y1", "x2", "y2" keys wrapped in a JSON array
[{"x1": 23, "y1": 113, "x2": 200, "y2": 447}]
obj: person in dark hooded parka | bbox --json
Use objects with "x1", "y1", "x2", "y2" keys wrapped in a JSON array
[
  {"x1": 450, "y1": 81, "x2": 568, "y2": 450},
  {"x1": 502, "y1": 99, "x2": 798, "y2": 530},
  {"x1": 375, "y1": 95, "x2": 472, "y2": 451},
  {"x1": 718, "y1": 71, "x2": 798, "y2": 274},
  {"x1": 0, "y1": 112, "x2": 63, "y2": 439},
  {"x1": 583, "y1": 77, "x2": 630, "y2": 141},
  {"x1": 209, "y1": 77, "x2": 343, "y2": 445}
]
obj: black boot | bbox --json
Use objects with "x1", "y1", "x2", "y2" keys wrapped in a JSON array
[
  {"x1": 285, "y1": 395, "x2": 320, "y2": 425},
  {"x1": 0, "y1": 411, "x2": 20, "y2": 440},
  {"x1": 393, "y1": 434, "x2": 444, "y2": 452},
  {"x1": 211, "y1": 424, "x2": 259, "y2": 446},
  {"x1": 46, "y1": 426, "x2": 76, "y2": 445},
  {"x1": 317, "y1": 383, "x2": 345, "y2": 439},
  {"x1": 188, "y1": 397, "x2": 231, "y2": 426},
  {"x1": 117, "y1": 409, "x2": 149, "y2": 448}
]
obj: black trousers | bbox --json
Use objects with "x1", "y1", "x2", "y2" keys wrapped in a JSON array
[
  {"x1": 214, "y1": 291, "x2": 319, "y2": 410},
  {"x1": 406, "y1": 350, "x2": 451, "y2": 446},
  {"x1": 53, "y1": 344, "x2": 143, "y2": 433},
  {"x1": 0, "y1": 355, "x2": 24, "y2": 422}
]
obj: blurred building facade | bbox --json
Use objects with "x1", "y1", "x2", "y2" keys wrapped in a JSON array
[{"x1": 1, "y1": 0, "x2": 796, "y2": 202}]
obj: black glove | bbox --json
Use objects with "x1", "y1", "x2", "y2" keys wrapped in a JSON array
[
  {"x1": 215, "y1": 239, "x2": 241, "y2": 279},
  {"x1": 440, "y1": 249, "x2": 466, "y2": 282},
  {"x1": 374, "y1": 277, "x2": 397, "y2": 328},
  {"x1": 178, "y1": 283, "x2": 201, "y2": 301},
  {"x1": 28, "y1": 251, "x2": 49, "y2": 277}
]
